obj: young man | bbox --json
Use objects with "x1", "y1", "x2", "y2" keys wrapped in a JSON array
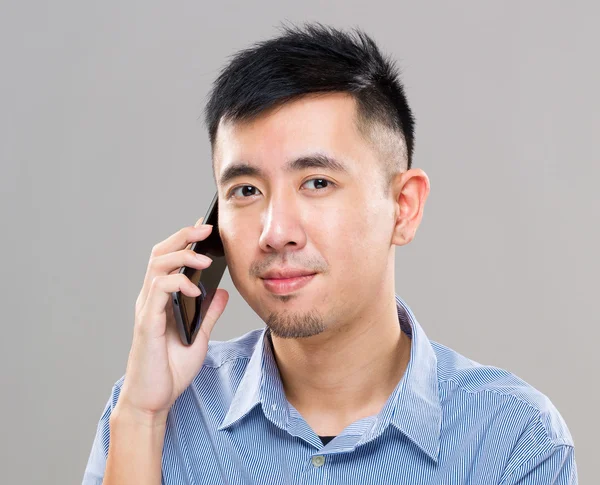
[{"x1": 83, "y1": 23, "x2": 577, "y2": 484}]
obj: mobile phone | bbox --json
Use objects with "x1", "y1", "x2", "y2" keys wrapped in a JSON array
[{"x1": 172, "y1": 192, "x2": 227, "y2": 346}]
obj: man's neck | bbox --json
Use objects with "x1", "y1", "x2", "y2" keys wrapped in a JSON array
[{"x1": 269, "y1": 291, "x2": 411, "y2": 437}]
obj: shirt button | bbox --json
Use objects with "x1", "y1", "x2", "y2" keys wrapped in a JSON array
[{"x1": 311, "y1": 455, "x2": 325, "y2": 468}]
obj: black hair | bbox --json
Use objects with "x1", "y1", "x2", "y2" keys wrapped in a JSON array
[{"x1": 204, "y1": 22, "x2": 415, "y2": 187}]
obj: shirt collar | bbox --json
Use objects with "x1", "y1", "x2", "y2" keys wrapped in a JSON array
[
  {"x1": 389, "y1": 295, "x2": 441, "y2": 461},
  {"x1": 218, "y1": 294, "x2": 441, "y2": 461}
]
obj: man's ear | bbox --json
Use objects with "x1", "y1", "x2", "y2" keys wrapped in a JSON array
[{"x1": 390, "y1": 168, "x2": 430, "y2": 246}]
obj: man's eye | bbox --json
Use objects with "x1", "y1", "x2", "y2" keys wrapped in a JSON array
[
  {"x1": 228, "y1": 185, "x2": 261, "y2": 199},
  {"x1": 302, "y1": 178, "x2": 335, "y2": 190},
  {"x1": 228, "y1": 179, "x2": 335, "y2": 199}
]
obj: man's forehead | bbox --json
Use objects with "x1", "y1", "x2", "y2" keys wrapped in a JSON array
[{"x1": 213, "y1": 93, "x2": 364, "y2": 175}]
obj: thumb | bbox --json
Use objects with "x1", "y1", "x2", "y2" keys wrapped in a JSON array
[
  {"x1": 194, "y1": 216, "x2": 204, "y2": 228},
  {"x1": 196, "y1": 289, "x2": 229, "y2": 342}
]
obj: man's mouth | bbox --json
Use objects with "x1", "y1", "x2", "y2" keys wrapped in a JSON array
[{"x1": 261, "y1": 273, "x2": 317, "y2": 295}]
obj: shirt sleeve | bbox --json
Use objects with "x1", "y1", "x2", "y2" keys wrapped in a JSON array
[
  {"x1": 81, "y1": 380, "x2": 123, "y2": 485},
  {"x1": 498, "y1": 445, "x2": 577, "y2": 485}
]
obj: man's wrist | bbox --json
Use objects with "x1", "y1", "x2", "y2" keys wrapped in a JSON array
[{"x1": 111, "y1": 401, "x2": 169, "y2": 429}]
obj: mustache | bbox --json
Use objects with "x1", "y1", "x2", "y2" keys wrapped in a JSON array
[{"x1": 249, "y1": 255, "x2": 328, "y2": 277}]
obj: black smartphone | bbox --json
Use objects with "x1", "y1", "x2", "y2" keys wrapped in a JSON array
[{"x1": 172, "y1": 192, "x2": 227, "y2": 346}]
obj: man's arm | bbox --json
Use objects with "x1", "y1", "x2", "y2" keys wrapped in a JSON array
[
  {"x1": 81, "y1": 383, "x2": 168, "y2": 485},
  {"x1": 82, "y1": 218, "x2": 229, "y2": 484},
  {"x1": 498, "y1": 444, "x2": 577, "y2": 485},
  {"x1": 102, "y1": 405, "x2": 168, "y2": 485}
]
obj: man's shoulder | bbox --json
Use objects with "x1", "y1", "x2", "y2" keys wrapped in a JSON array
[
  {"x1": 432, "y1": 339, "x2": 546, "y2": 401},
  {"x1": 202, "y1": 327, "x2": 265, "y2": 369},
  {"x1": 431, "y1": 340, "x2": 574, "y2": 447}
]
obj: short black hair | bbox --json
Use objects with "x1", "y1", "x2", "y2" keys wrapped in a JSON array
[{"x1": 204, "y1": 22, "x2": 415, "y2": 188}]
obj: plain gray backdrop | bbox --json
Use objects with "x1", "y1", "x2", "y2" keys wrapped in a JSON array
[{"x1": 1, "y1": 1, "x2": 597, "y2": 483}]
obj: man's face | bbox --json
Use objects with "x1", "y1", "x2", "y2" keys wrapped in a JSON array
[{"x1": 214, "y1": 93, "x2": 399, "y2": 338}]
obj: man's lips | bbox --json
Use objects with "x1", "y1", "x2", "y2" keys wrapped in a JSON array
[
  {"x1": 261, "y1": 273, "x2": 317, "y2": 294},
  {"x1": 261, "y1": 268, "x2": 316, "y2": 279}
]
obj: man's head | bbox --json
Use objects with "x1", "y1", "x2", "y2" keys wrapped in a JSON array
[{"x1": 204, "y1": 23, "x2": 429, "y2": 339}]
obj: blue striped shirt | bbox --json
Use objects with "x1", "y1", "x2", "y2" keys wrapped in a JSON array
[{"x1": 83, "y1": 295, "x2": 577, "y2": 484}]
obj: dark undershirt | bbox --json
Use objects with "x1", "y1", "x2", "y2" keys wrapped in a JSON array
[{"x1": 319, "y1": 435, "x2": 336, "y2": 445}]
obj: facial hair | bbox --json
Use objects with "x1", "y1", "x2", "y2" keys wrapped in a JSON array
[{"x1": 265, "y1": 308, "x2": 326, "y2": 338}]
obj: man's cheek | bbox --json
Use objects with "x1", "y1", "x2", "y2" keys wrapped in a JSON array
[{"x1": 221, "y1": 241, "x2": 245, "y2": 285}]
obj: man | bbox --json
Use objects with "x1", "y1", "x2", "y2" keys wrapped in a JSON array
[{"x1": 83, "y1": 23, "x2": 577, "y2": 484}]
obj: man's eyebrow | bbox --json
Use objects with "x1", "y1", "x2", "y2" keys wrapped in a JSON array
[
  {"x1": 218, "y1": 163, "x2": 263, "y2": 189},
  {"x1": 218, "y1": 154, "x2": 349, "y2": 188},
  {"x1": 287, "y1": 154, "x2": 349, "y2": 174}
]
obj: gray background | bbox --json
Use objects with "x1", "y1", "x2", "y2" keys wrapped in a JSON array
[{"x1": 1, "y1": 1, "x2": 597, "y2": 483}]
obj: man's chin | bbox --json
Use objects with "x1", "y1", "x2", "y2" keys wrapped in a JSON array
[{"x1": 265, "y1": 309, "x2": 326, "y2": 339}]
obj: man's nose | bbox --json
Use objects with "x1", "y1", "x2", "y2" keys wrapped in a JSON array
[{"x1": 258, "y1": 193, "x2": 307, "y2": 253}]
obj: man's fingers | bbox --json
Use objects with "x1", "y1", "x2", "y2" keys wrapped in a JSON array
[
  {"x1": 137, "y1": 222, "x2": 212, "y2": 311},
  {"x1": 138, "y1": 274, "x2": 200, "y2": 338}
]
